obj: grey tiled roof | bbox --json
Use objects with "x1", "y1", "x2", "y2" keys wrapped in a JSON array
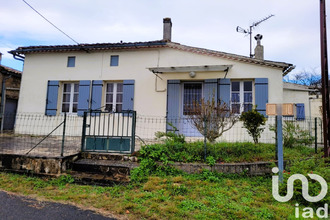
[{"x1": 9, "y1": 40, "x2": 294, "y2": 74}]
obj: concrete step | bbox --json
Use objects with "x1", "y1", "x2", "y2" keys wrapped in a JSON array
[
  {"x1": 80, "y1": 152, "x2": 138, "y2": 162},
  {"x1": 72, "y1": 158, "x2": 139, "y2": 180},
  {"x1": 68, "y1": 171, "x2": 130, "y2": 186}
]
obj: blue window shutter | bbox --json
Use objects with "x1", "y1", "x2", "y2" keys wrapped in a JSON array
[
  {"x1": 77, "y1": 80, "x2": 91, "y2": 116},
  {"x1": 123, "y1": 80, "x2": 135, "y2": 111},
  {"x1": 45, "y1": 80, "x2": 59, "y2": 116},
  {"x1": 204, "y1": 79, "x2": 218, "y2": 102},
  {"x1": 167, "y1": 80, "x2": 180, "y2": 132},
  {"x1": 296, "y1": 103, "x2": 305, "y2": 120},
  {"x1": 91, "y1": 80, "x2": 103, "y2": 111},
  {"x1": 255, "y1": 78, "x2": 268, "y2": 116},
  {"x1": 218, "y1": 79, "x2": 231, "y2": 107}
]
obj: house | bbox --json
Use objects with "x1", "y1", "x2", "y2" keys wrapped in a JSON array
[
  {"x1": 0, "y1": 53, "x2": 22, "y2": 130},
  {"x1": 9, "y1": 18, "x2": 299, "y2": 142},
  {"x1": 282, "y1": 82, "x2": 316, "y2": 120}
]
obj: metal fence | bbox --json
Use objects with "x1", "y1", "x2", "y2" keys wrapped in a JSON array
[
  {"x1": 135, "y1": 115, "x2": 323, "y2": 145},
  {"x1": 0, "y1": 112, "x2": 324, "y2": 157},
  {"x1": 0, "y1": 113, "x2": 82, "y2": 157}
]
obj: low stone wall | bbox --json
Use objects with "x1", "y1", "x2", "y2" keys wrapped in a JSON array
[
  {"x1": 0, "y1": 152, "x2": 286, "y2": 177},
  {"x1": 0, "y1": 154, "x2": 79, "y2": 175},
  {"x1": 170, "y1": 161, "x2": 286, "y2": 175}
]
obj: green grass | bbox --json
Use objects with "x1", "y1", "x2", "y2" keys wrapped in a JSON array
[
  {"x1": 138, "y1": 141, "x2": 317, "y2": 163},
  {"x1": 0, "y1": 142, "x2": 326, "y2": 219},
  {"x1": 0, "y1": 171, "x2": 326, "y2": 220}
]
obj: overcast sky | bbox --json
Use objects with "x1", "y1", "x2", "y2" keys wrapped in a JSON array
[{"x1": 0, "y1": 0, "x2": 328, "y2": 77}]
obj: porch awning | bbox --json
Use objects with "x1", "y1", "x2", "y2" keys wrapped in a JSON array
[{"x1": 148, "y1": 65, "x2": 233, "y2": 73}]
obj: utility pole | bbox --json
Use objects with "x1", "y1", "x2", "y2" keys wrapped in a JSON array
[{"x1": 320, "y1": 0, "x2": 330, "y2": 157}]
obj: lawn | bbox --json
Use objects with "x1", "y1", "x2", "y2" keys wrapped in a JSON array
[
  {"x1": 0, "y1": 156, "x2": 328, "y2": 220},
  {"x1": 0, "y1": 142, "x2": 327, "y2": 219},
  {"x1": 0, "y1": 172, "x2": 298, "y2": 219},
  {"x1": 136, "y1": 141, "x2": 317, "y2": 163}
]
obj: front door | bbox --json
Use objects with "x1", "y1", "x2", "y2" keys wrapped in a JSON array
[
  {"x1": 3, "y1": 98, "x2": 18, "y2": 130},
  {"x1": 180, "y1": 83, "x2": 203, "y2": 137}
]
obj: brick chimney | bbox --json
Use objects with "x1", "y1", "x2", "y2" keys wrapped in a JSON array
[
  {"x1": 254, "y1": 34, "x2": 264, "y2": 60},
  {"x1": 163, "y1": 18, "x2": 172, "y2": 42}
]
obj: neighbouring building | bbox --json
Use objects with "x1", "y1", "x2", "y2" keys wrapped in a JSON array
[{"x1": 0, "y1": 53, "x2": 22, "y2": 130}]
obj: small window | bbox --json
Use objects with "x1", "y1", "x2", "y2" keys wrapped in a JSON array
[
  {"x1": 110, "y1": 55, "x2": 119, "y2": 66},
  {"x1": 67, "y1": 56, "x2": 76, "y2": 67}
]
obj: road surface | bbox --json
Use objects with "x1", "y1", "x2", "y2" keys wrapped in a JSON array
[{"x1": 0, "y1": 190, "x2": 117, "y2": 220}]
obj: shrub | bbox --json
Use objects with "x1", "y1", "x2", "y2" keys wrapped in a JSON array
[
  {"x1": 240, "y1": 108, "x2": 266, "y2": 144},
  {"x1": 282, "y1": 121, "x2": 314, "y2": 148},
  {"x1": 155, "y1": 123, "x2": 185, "y2": 143},
  {"x1": 269, "y1": 120, "x2": 314, "y2": 148}
]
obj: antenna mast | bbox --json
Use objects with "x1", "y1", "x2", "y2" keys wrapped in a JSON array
[{"x1": 236, "y1": 14, "x2": 274, "y2": 58}]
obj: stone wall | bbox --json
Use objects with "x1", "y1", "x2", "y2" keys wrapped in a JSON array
[
  {"x1": 0, "y1": 154, "x2": 79, "y2": 175},
  {"x1": 168, "y1": 161, "x2": 286, "y2": 175}
]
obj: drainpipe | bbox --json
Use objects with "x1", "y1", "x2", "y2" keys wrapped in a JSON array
[
  {"x1": 0, "y1": 75, "x2": 11, "y2": 131},
  {"x1": 12, "y1": 53, "x2": 25, "y2": 62}
]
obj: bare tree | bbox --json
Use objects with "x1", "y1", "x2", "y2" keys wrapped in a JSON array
[
  {"x1": 186, "y1": 96, "x2": 239, "y2": 143},
  {"x1": 284, "y1": 69, "x2": 321, "y2": 87}
]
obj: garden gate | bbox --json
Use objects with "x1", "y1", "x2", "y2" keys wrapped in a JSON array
[{"x1": 81, "y1": 111, "x2": 136, "y2": 154}]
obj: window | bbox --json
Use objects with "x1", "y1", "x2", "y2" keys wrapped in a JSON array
[
  {"x1": 183, "y1": 83, "x2": 203, "y2": 115},
  {"x1": 231, "y1": 81, "x2": 253, "y2": 114},
  {"x1": 67, "y1": 56, "x2": 76, "y2": 67},
  {"x1": 110, "y1": 55, "x2": 119, "y2": 66},
  {"x1": 62, "y1": 83, "x2": 79, "y2": 113},
  {"x1": 105, "y1": 82, "x2": 123, "y2": 112}
]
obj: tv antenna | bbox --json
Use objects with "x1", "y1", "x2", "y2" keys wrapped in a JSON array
[{"x1": 236, "y1": 14, "x2": 274, "y2": 58}]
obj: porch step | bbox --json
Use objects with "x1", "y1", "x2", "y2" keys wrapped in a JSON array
[
  {"x1": 69, "y1": 171, "x2": 130, "y2": 186},
  {"x1": 71, "y1": 158, "x2": 139, "y2": 184},
  {"x1": 73, "y1": 158, "x2": 139, "y2": 170},
  {"x1": 80, "y1": 152, "x2": 138, "y2": 162}
]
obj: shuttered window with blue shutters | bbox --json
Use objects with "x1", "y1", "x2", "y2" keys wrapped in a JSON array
[
  {"x1": 255, "y1": 78, "x2": 268, "y2": 116},
  {"x1": 91, "y1": 80, "x2": 103, "y2": 111},
  {"x1": 296, "y1": 103, "x2": 305, "y2": 120},
  {"x1": 77, "y1": 80, "x2": 91, "y2": 116},
  {"x1": 122, "y1": 80, "x2": 135, "y2": 111},
  {"x1": 166, "y1": 80, "x2": 180, "y2": 132},
  {"x1": 45, "y1": 81, "x2": 59, "y2": 116}
]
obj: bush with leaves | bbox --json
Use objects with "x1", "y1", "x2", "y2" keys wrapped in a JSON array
[
  {"x1": 270, "y1": 121, "x2": 314, "y2": 148},
  {"x1": 283, "y1": 121, "x2": 314, "y2": 148},
  {"x1": 240, "y1": 108, "x2": 266, "y2": 144},
  {"x1": 155, "y1": 123, "x2": 185, "y2": 143}
]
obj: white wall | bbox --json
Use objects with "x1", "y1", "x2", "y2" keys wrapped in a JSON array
[
  {"x1": 18, "y1": 47, "x2": 285, "y2": 117},
  {"x1": 283, "y1": 88, "x2": 310, "y2": 118}
]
